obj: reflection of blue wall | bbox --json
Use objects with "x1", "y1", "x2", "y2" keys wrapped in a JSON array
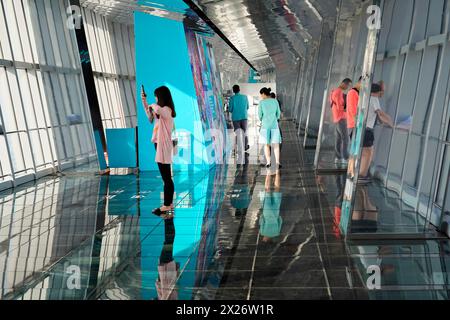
[
  {"x1": 194, "y1": 165, "x2": 227, "y2": 286},
  {"x1": 105, "y1": 175, "x2": 138, "y2": 216},
  {"x1": 139, "y1": 170, "x2": 212, "y2": 299},
  {"x1": 137, "y1": 0, "x2": 188, "y2": 13},
  {"x1": 135, "y1": 12, "x2": 204, "y2": 171},
  {"x1": 134, "y1": 8, "x2": 230, "y2": 298}
]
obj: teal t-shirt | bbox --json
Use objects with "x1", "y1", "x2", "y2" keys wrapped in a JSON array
[
  {"x1": 258, "y1": 98, "x2": 281, "y2": 129},
  {"x1": 259, "y1": 191, "x2": 282, "y2": 238},
  {"x1": 229, "y1": 93, "x2": 249, "y2": 121}
]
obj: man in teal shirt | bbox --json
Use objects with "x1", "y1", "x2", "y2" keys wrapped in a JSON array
[{"x1": 229, "y1": 85, "x2": 250, "y2": 154}]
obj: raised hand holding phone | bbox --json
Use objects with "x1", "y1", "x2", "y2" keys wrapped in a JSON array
[{"x1": 141, "y1": 85, "x2": 151, "y2": 111}]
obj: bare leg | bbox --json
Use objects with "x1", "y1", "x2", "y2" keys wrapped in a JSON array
[
  {"x1": 274, "y1": 171, "x2": 281, "y2": 190},
  {"x1": 368, "y1": 147, "x2": 374, "y2": 169},
  {"x1": 273, "y1": 144, "x2": 281, "y2": 165},
  {"x1": 265, "y1": 173, "x2": 272, "y2": 191},
  {"x1": 348, "y1": 156, "x2": 355, "y2": 179},
  {"x1": 359, "y1": 147, "x2": 372, "y2": 177},
  {"x1": 264, "y1": 145, "x2": 271, "y2": 165},
  {"x1": 365, "y1": 147, "x2": 374, "y2": 176},
  {"x1": 359, "y1": 148, "x2": 368, "y2": 177}
]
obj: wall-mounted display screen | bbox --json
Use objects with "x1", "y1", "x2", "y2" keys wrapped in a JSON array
[{"x1": 185, "y1": 28, "x2": 227, "y2": 163}]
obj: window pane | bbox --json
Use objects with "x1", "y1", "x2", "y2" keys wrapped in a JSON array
[{"x1": 3, "y1": 0, "x2": 24, "y2": 62}]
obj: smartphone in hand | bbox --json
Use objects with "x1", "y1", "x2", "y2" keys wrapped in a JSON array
[{"x1": 141, "y1": 85, "x2": 147, "y2": 97}]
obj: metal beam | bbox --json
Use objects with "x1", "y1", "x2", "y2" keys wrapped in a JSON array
[{"x1": 183, "y1": 0, "x2": 258, "y2": 72}]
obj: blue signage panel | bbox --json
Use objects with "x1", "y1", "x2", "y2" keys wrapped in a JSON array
[{"x1": 106, "y1": 128, "x2": 137, "y2": 168}]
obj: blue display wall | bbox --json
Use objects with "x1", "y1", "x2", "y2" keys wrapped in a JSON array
[
  {"x1": 135, "y1": 10, "x2": 227, "y2": 172},
  {"x1": 134, "y1": 4, "x2": 229, "y2": 299},
  {"x1": 135, "y1": 12, "x2": 200, "y2": 171}
]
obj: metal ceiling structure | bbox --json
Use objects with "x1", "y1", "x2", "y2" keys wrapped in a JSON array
[
  {"x1": 80, "y1": 0, "x2": 367, "y2": 75},
  {"x1": 196, "y1": 0, "x2": 370, "y2": 73}
]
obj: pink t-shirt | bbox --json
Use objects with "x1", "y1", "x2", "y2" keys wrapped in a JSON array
[
  {"x1": 151, "y1": 104, "x2": 174, "y2": 164},
  {"x1": 144, "y1": 105, "x2": 159, "y2": 143},
  {"x1": 151, "y1": 117, "x2": 159, "y2": 144}
]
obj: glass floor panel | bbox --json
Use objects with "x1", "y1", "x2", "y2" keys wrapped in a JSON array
[{"x1": 1, "y1": 121, "x2": 449, "y2": 300}]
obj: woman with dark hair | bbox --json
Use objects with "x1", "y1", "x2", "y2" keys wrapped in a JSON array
[
  {"x1": 258, "y1": 87, "x2": 282, "y2": 169},
  {"x1": 141, "y1": 85, "x2": 176, "y2": 216}
]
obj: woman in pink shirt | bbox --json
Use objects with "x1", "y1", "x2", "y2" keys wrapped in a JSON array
[{"x1": 141, "y1": 86, "x2": 176, "y2": 216}]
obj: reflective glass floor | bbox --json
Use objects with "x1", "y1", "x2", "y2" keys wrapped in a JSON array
[
  {"x1": 316, "y1": 174, "x2": 438, "y2": 236},
  {"x1": 1, "y1": 121, "x2": 449, "y2": 300}
]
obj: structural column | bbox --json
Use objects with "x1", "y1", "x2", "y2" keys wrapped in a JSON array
[
  {"x1": 68, "y1": 0, "x2": 108, "y2": 170},
  {"x1": 303, "y1": 9, "x2": 339, "y2": 148}
]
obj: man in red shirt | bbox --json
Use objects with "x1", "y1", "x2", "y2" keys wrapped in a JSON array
[
  {"x1": 330, "y1": 78, "x2": 352, "y2": 164},
  {"x1": 346, "y1": 76, "x2": 362, "y2": 139}
]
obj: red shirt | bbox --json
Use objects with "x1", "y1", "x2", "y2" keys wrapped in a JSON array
[
  {"x1": 346, "y1": 88, "x2": 359, "y2": 129},
  {"x1": 330, "y1": 88, "x2": 346, "y2": 123},
  {"x1": 333, "y1": 207, "x2": 342, "y2": 239}
]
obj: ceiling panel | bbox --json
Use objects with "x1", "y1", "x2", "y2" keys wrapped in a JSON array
[{"x1": 80, "y1": 0, "x2": 365, "y2": 74}]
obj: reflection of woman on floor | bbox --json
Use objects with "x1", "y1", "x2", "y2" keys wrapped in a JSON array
[
  {"x1": 259, "y1": 171, "x2": 282, "y2": 243},
  {"x1": 352, "y1": 186, "x2": 381, "y2": 270},
  {"x1": 230, "y1": 164, "x2": 251, "y2": 218},
  {"x1": 156, "y1": 217, "x2": 180, "y2": 300},
  {"x1": 351, "y1": 186, "x2": 378, "y2": 233},
  {"x1": 141, "y1": 86, "x2": 176, "y2": 216},
  {"x1": 352, "y1": 186, "x2": 395, "y2": 285}
]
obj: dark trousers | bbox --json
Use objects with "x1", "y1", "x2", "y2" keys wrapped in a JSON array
[
  {"x1": 158, "y1": 162, "x2": 174, "y2": 207},
  {"x1": 233, "y1": 119, "x2": 249, "y2": 149},
  {"x1": 154, "y1": 143, "x2": 174, "y2": 207},
  {"x1": 335, "y1": 119, "x2": 349, "y2": 160}
]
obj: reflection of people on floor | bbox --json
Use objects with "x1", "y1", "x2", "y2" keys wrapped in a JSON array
[
  {"x1": 259, "y1": 171, "x2": 282, "y2": 243},
  {"x1": 156, "y1": 217, "x2": 179, "y2": 300},
  {"x1": 230, "y1": 164, "x2": 251, "y2": 218},
  {"x1": 333, "y1": 174, "x2": 346, "y2": 239},
  {"x1": 351, "y1": 186, "x2": 378, "y2": 233}
]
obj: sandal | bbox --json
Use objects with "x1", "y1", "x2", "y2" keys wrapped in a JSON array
[{"x1": 152, "y1": 208, "x2": 174, "y2": 217}]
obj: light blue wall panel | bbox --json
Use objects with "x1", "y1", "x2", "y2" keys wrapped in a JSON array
[
  {"x1": 106, "y1": 128, "x2": 137, "y2": 168},
  {"x1": 135, "y1": 12, "x2": 205, "y2": 171}
]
